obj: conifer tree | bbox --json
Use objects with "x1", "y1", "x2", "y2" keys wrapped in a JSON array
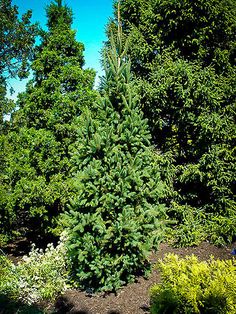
[
  {"x1": 66, "y1": 5, "x2": 167, "y2": 292},
  {"x1": 16, "y1": 0, "x2": 96, "y2": 141},
  {"x1": 0, "y1": 0, "x2": 96, "y2": 241},
  {"x1": 110, "y1": 0, "x2": 236, "y2": 246}
]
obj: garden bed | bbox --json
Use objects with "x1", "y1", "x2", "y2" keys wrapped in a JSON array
[{"x1": 1, "y1": 241, "x2": 235, "y2": 314}]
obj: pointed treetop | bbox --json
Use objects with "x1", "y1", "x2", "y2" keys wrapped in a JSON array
[
  {"x1": 100, "y1": 0, "x2": 131, "y2": 96},
  {"x1": 117, "y1": 0, "x2": 122, "y2": 68},
  {"x1": 117, "y1": 1, "x2": 122, "y2": 38},
  {"x1": 57, "y1": 0, "x2": 62, "y2": 7}
]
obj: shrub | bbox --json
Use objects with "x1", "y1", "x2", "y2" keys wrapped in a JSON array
[
  {"x1": 166, "y1": 204, "x2": 207, "y2": 247},
  {"x1": 0, "y1": 254, "x2": 20, "y2": 299},
  {"x1": 0, "y1": 233, "x2": 69, "y2": 304},
  {"x1": 150, "y1": 254, "x2": 236, "y2": 314}
]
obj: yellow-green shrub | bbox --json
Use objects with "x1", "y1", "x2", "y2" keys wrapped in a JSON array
[{"x1": 150, "y1": 254, "x2": 236, "y2": 314}]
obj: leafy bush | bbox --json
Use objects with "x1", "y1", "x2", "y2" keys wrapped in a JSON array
[
  {"x1": 138, "y1": 55, "x2": 236, "y2": 246},
  {"x1": 150, "y1": 254, "x2": 236, "y2": 314},
  {"x1": 0, "y1": 233, "x2": 69, "y2": 304},
  {"x1": 0, "y1": 254, "x2": 19, "y2": 299},
  {"x1": 207, "y1": 214, "x2": 236, "y2": 246},
  {"x1": 167, "y1": 201, "x2": 236, "y2": 248},
  {"x1": 0, "y1": 128, "x2": 74, "y2": 237},
  {"x1": 0, "y1": 233, "x2": 10, "y2": 247},
  {"x1": 166, "y1": 204, "x2": 207, "y2": 247}
]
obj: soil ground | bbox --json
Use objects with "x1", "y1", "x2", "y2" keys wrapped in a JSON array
[
  {"x1": 52, "y1": 242, "x2": 235, "y2": 314},
  {"x1": 1, "y1": 241, "x2": 235, "y2": 314}
]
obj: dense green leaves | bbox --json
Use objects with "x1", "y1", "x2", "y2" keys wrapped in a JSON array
[
  {"x1": 0, "y1": 0, "x2": 235, "y2": 292},
  {"x1": 112, "y1": 0, "x2": 236, "y2": 245},
  {"x1": 0, "y1": 0, "x2": 37, "y2": 79},
  {"x1": 0, "y1": 0, "x2": 38, "y2": 127},
  {"x1": 16, "y1": 2, "x2": 95, "y2": 136},
  {"x1": 0, "y1": 1, "x2": 96, "y2": 240},
  {"x1": 117, "y1": 0, "x2": 236, "y2": 73},
  {"x1": 0, "y1": 128, "x2": 75, "y2": 237}
]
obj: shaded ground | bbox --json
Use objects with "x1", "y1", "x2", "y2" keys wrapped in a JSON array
[
  {"x1": 1, "y1": 241, "x2": 235, "y2": 314},
  {"x1": 52, "y1": 242, "x2": 235, "y2": 314}
]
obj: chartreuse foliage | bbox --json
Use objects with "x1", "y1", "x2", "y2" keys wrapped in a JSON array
[
  {"x1": 0, "y1": 1, "x2": 96, "y2": 240},
  {"x1": 150, "y1": 254, "x2": 236, "y2": 314},
  {"x1": 66, "y1": 16, "x2": 167, "y2": 292},
  {"x1": 112, "y1": 0, "x2": 236, "y2": 246}
]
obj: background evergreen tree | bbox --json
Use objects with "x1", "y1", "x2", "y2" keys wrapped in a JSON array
[
  {"x1": 114, "y1": 0, "x2": 236, "y2": 75},
  {"x1": 15, "y1": 0, "x2": 96, "y2": 140},
  {"x1": 66, "y1": 8, "x2": 167, "y2": 292},
  {"x1": 109, "y1": 0, "x2": 236, "y2": 246},
  {"x1": 0, "y1": 0, "x2": 96, "y2": 242}
]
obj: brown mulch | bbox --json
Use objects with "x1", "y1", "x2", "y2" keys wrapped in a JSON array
[{"x1": 49, "y1": 241, "x2": 235, "y2": 314}]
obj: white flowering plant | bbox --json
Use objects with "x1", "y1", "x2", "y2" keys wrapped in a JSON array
[{"x1": 0, "y1": 232, "x2": 70, "y2": 305}]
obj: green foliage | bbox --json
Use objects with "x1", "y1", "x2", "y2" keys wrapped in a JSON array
[
  {"x1": 0, "y1": 1, "x2": 96, "y2": 239},
  {"x1": 207, "y1": 214, "x2": 236, "y2": 246},
  {"x1": 0, "y1": 126, "x2": 77, "y2": 236},
  {"x1": 0, "y1": 254, "x2": 19, "y2": 299},
  {"x1": 0, "y1": 0, "x2": 38, "y2": 127},
  {"x1": 138, "y1": 56, "x2": 235, "y2": 159},
  {"x1": 137, "y1": 48, "x2": 236, "y2": 239},
  {"x1": 150, "y1": 254, "x2": 236, "y2": 314},
  {"x1": 0, "y1": 233, "x2": 9, "y2": 247},
  {"x1": 111, "y1": 0, "x2": 236, "y2": 246},
  {"x1": 65, "y1": 22, "x2": 167, "y2": 292},
  {"x1": 167, "y1": 208, "x2": 236, "y2": 248},
  {"x1": 15, "y1": 1, "x2": 96, "y2": 135},
  {"x1": 166, "y1": 205, "x2": 207, "y2": 247},
  {"x1": 0, "y1": 233, "x2": 69, "y2": 304},
  {"x1": 117, "y1": 0, "x2": 236, "y2": 74},
  {"x1": 0, "y1": 0, "x2": 37, "y2": 79}
]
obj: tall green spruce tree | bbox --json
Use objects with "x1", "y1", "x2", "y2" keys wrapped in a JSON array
[
  {"x1": 0, "y1": 0, "x2": 96, "y2": 241},
  {"x1": 110, "y1": 0, "x2": 236, "y2": 246},
  {"x1": 66, "y1": 7, "x2": 167, "y2": 292}
]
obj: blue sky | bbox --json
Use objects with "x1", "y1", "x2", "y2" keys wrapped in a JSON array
[{"x1": 9, "y1": 0, "x2": 114, "y2": 97}]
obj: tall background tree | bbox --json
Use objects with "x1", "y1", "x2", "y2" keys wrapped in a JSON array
[
  {"x1": 110, "y1": 0, "x2": 236, "y2": 245},
  {"x1": 0, "y1": 0, "x2": 38, "y2": 244},
  {"x1": 0, "y1": 0, "x2": 38, "y2": 130},
  {"x1": 0, "y1": 0, "x2": 96, "y2": 243}
]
